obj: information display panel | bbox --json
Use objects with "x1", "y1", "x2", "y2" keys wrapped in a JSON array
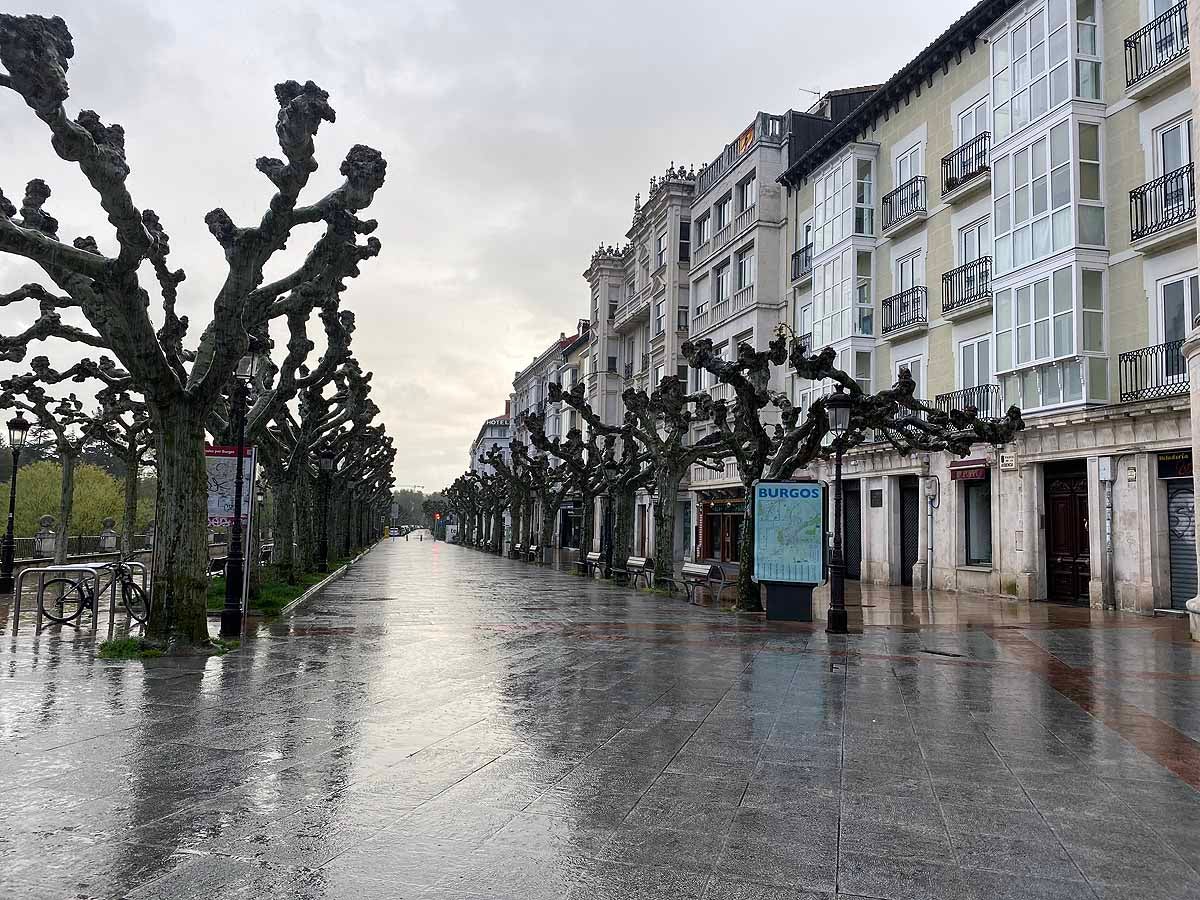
[{"x1": 752, "y1": 481, "x2": 826, "y2": 585}]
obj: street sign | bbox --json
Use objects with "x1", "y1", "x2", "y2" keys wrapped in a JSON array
[
  {"x1": 205, "y1": 445, "x2": 256, "y2": 527},
  {"x1": 752, "y1": 481, "x2": 826, "y2": 585}
]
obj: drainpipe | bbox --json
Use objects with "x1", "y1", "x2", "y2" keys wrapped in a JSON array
[
  {"x1": 1098, "y1": 455, "x2": 1116, "y2": 610},
  {"x1": 925, "y1": 474, "x2": 940, "y2": 593}
]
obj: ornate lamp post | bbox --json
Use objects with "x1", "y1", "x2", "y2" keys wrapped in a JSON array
[
  {"x1": 826, "y1": 386, "x2": 851, "y2": 635},
  {"x1": 318, "y1": 450, "x2": 334, "y2": 573},
  {"x1": 0, "y1": 413, "x2": 32, "y2": 595},
  {"x1": 220, "y1": 360, "x2": 256, "y2": 637}
]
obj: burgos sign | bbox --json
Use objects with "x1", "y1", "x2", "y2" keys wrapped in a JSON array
[{"x1": 753, "y1": 481, "x2": 826, "y2": 584}]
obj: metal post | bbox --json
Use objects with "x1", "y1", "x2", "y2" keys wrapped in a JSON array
[
  {"x1": 827, "y1": 445, "x2": 848, "y2": 634},
  {"x1": 220, "y1": 380, "x2": 247, "y2": 637},
  {"x1": 318, "y1": 472, "x2": 330, "y2": 573},
  {"x1": 0, "y1": 447, "x2": 19, "y2": 594}
]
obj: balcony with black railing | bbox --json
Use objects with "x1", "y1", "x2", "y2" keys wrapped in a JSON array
[
  {"x1": 942, "y1": 256, "x2": 992, "y2": 319},
  {"x1": 1125, "y1": 0, "x2": 1189, "y2": 96},
  {"x1": 881, "y1": 285, "x2": 928, "y2": 338},
  {"x1": 1130, "y1": 162, "x2": 1195, "y2": 248},
  {"x1": 936, "y1": 384, "x2": 1003, "y2": 419},
  {"x1": 941, "y1": 133, "x2": 990, "y2": 199},
  {"x1": 1119, "y1": 340, "x2": 1190, "y2": 401},
  {"x1": 882, "y1": 176, "x2": 927, "y2": 235},
  {"x1": 791, "y1": 243, "x2": 813, "y2": 282}
]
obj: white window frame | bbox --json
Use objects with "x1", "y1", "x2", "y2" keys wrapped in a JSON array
[
  {"x1": 958, "y1": 334, "x2": 993, "y2": 389},
  {"x1": 1155, "y1": 115, "x2": 1194, "y2": 177},
  {"x1": 959, "y1": 97, "x2": 990, "y2": 144},
  {"x1": 1157, "y1": 271, "x2": 1200, "y2": 346},
  {"x1": 896, "y1": 354, "x2": 925, "y2": 398},
  {"x1": 897, "y1": 144, "x2": 922, "y2": 185},
  {"x1": 959, "y1": 218, "x2": 991, "y2": 265}
]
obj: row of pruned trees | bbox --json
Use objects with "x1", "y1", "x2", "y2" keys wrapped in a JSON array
[
  {"x1": 441, "y1": 329, "x2": 1024, "y2": 612},
  {"x1": 0, "y1": 14, "x2": 394, "y2": 649}
]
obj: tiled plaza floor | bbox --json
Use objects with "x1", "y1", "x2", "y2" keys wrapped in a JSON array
[{"x1": 3, "y1": 537, "x2": 1200, "y2": 899}]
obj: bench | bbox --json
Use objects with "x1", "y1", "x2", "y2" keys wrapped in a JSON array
[
  {"x1": 525, "y1": 545, "x2": 541, "y2": 563},
  {"x1": 508, "y1": 542, "x2": 523, "y2": 560},
  {"x1": 573, "y1": 551, "x2": 603, "y2": 577},
  {"x1": 613, "y1": 556, "x2": 653, "y2": 589},
  {"x1": 676, "y1": 562, "x2": 726, "y2": 604}
]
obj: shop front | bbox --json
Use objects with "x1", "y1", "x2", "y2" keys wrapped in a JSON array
[
  {"x1": 696, "y1": 491, "x2": 745, "y2": 565},
  {"x1": 1158, "y1": 450, "x2": 1196, "y2": 611}
]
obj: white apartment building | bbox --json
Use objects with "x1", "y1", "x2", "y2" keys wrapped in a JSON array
[{"x1": 780, "y1": 0, "x2": 1197, "y2": 612}]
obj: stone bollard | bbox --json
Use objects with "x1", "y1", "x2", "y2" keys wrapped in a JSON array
[
  {"x1": 99, "y1": 517, "x2": 119, "y2": 552},
  {"x1": 33, "y1": 515, "x2": 56, "y2": 558}
]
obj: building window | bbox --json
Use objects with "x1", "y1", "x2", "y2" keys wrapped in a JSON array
[
  {"x1": 897, "y1": 355, "x2": 924, "y2": 397},
  {"x1": 694, "y1": 275, "x2": 710, "y2": 318},
  {"x1": 854, "y1": 158, "x2": 874, "y2": 235},
  {"x1": 897, "y1": 144, "x2": 921, "y2": 184},
  {"x1": 1077, "y1": 121, "x2": 1104, "y2": 245},
  {"x1": 959, "y1": 218, "x2": 991, "y2": 264},
  {"x1": 1160, "y1": 273, "x2": 1200, "y2": 348},
  {"x1": 737, "y1": 247, "x2": 756, "y2": 289},
  {"x1": 715, "y1": 263, "x2": 731, "y2": 305},
  {"x1": 959, "y1": 335, "x2": 991, "y2": 388},
  {"x1": 607, "y1": 355, "x2": 617, "y2": 373},
  {"x1": 964, "y1": 477, "x2": 992, "y2": 565},
  {"x1": 677, "y1": 364, "x2": 688, "y2": 385},
  {"x1": 653, "y1": 364, "x2": 664, "y2": 387},
  {"x1": 814, "y1": 154, "x2": 874, "y2": 254},
  {"x1": 708, "y1": 344, "x2": 725, "y2": 388},
  {"x1": 679, "y1": 219, "x2": 691, "y2": 262},
  {"x1": 896, "y1": 250, "x2": 923, "y2": 292},
  {"x1": 716, "y1": 196, "x2": 732, "y2": 231},
  {"x1": 795, "y1": 302, "x2": 813, "y2": 341},
  {"x1": 738, "y1": 173, "x2": 757, "y2": 211},
  {"x1": 855, "y1": 250, "x2": 873, "y2": 335},
  {"x1": 677, "y1": 305, "x2": 688, "y2": 331},
  {"x1": 959, "y1": 97, "x2": 990, "y2": 143},
  {"x1": 695, "y1": 215, "x2": 710, "y2": 247},
  {"x1": 854, "y1": 351, "x2": 872, "y2": 394},
  {"x1": 993, "y1": 119, "x2": 1073, "y2": 274},
  {"x1": 1074, "y1": 0, "x2": 1101, "y2": 100},
  {"x1": 608, "y1": 299, "x2": 618, "y2": 320},
  {"x1": 655, "y1": 299, "x2": 665, "y2": 336},
  {"x1": 656, "y1": 232, "x2": 668, "y2": 269}
]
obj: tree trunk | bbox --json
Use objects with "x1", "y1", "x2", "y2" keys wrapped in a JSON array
[
  {"x1": 492, "y1": 507, "x2": 503, "y2": 553},
  {"x1": 146, "y1": 409, "x2": 210, "y2": 647},
  {"x1": 295, "y1": 474, "x2": 315, "y2": 573},
  {"x1": 735, "y1": 495, "x2": 762, "y2": 611},
  {"x1": 524, "y1": 494, "x2": 535, "y2": 548},
  {"x1": 613, "y1": 484, "x2": 636, "y2": 574},
  {"x1": 54, "y1": 450, "x2": 75, "y2": 565},
  {"x1": 651, "y1": 469, "x2": 681, "y2": 588},
  {"x1": 578, "y1": 492, "x2": 595, "y2": 567},
  {"x1": 273, "y1": 475, "x2": 297, "y2": 584},
  {"x1": 121, "y1": 452, "x2": 139, "y2": 556},
  {"x1": 540, "y1": 496, "x2": 557, "y2": 563}
]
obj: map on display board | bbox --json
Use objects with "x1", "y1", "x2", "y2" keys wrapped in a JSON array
[
  {"x1": 752, "y1": 481, "x2": 826, "y2": 584},
  {"x1": 206, "y1": 445, "x2": 256, "y2": 527}
]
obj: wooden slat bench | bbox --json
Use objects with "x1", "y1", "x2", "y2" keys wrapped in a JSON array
[
  {"x1": 676, "y1": 562, "x2": 726, "y2": 603},
  {"x1": 573, "y1": 551, "x2": 603, "y2": 577},
  {"x1": 613, "y1": 556, "x2": 653, "y2": 589}
]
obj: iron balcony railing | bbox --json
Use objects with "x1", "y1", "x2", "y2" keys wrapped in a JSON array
[
  {"x1": 941, "y1": 132, "x2": 990, "y2": 194},
  {"x1": 882, "y1": 175, "x2": 926, "y2": 231},
  {"x1": 1131, "y1": 162, "x2": 1195, "y2": 241},
  {"x1": 881, "y1": 285, "x2": 928, "y2": 335},
  {"x1": 791, "y1": 243, "x2": 813, "y2": 281},
  {"x1": 1119, "y1": 339, "x2": 1190, "y2": 401},
  {"x1": 1125, "y1": 0, "x2": 1189, "y2": 88},
  {"x1": 942, "y1": 256, "x2": 992, "y2": 313},
  {"x1": 936, "y1": 384, "x2": 1003, "y2": 419},
  {"x1": 623, "y1": 362, "x2": 633, "y2": 377}
]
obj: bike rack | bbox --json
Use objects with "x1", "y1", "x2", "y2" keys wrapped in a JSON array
[{"x1": 11, "y1": 562, "x2": 149, "y2": 637}]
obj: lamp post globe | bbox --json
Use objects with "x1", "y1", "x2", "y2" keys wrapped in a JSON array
[
  {"x1": 825, "y1": 386, "x2": 851, "y2": 635},
  {"x1": 0, "y1": 413, "x2": 31, "y2": 595}
]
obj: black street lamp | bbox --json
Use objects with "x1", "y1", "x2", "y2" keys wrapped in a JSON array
[
  {"x1": 318, "y1": 450, "x2": 334, "y2": 573},
  {"x1": 0, "y1": 413, "x2": 32, "y2": 595},
  {"x1": 221, "y1": 361, "x2": 256, "y2": 637},
  {"x1": 826, "y1": 385, "x2": 851, "y2": 635}
]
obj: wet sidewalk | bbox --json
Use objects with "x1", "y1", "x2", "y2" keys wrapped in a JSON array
[{"x1": 3, "y1": 540, "x2": 1200, "y2": 899}]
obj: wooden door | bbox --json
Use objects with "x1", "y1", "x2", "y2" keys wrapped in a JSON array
[
  {"x1": 638, "y1": 506, "x2": 648, "y2": 557},
  {"x1": 1045, "y1": 467, "x2": 1090, "y2": 602}
]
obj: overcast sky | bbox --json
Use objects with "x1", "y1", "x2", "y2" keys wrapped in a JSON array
[{"x1": 1, "y1": 0, "x2": 976, "y2": 491}]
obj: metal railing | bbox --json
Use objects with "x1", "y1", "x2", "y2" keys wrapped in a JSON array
[
  {"x1": 12, "y1": 533, "x2": 153, "y2": 561},
  {"x1": 936, "y1": 384, "x2": 1002, "y2": 419},
  {"x1": 942, "y1": 257, "x2": 992, "y2": 313},
  {"x1": 623, "y1": 362, "x2": 633, "y2": 377},
  {"x1": 941, "y1": 133, "x2": 990, "y2": 195},
  {"x1": 1125, "y1": 0, "x2": 1189, "y2": 87},
  {"x1": 732, "y1": 285, "x2": 754, "y2": 312},
  {"x1": 791, "y1": 244, "x2": 813, "y2": 281},
  {"x1": 881, "y1": 286, "x2": 928, "y2": 335},
  {"x1": 882, "y1": 176, "x2": 926, "y2": 231},
  {"x1": 1130, "y1": 162, "x2": 1195, "y2": 241},
  {"x1": 1119, "y1": 339, "x2": 1189, "y2": 401}
]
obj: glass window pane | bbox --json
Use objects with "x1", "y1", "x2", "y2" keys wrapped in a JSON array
[
  {"x1": 1083, "y1": 312, "x2": 1103, "y2": 351},
  {"x1": 1049, "y1": 26, "x2": 1068, "y2": 65},
  {"x1": 1014, "y1": 224, "x2": 1032, "y2": 266},
  {"x1": 1054, "y1": 313, "x2": 1072, "y2": 355},
  {"x1": 1075, "y1": 60, "x2": 1101, "y2": 100},
  {"x1": 1077, "y1": 23, "x2": 1096, "y2": 56},
  {"x1": 1013, "y1": 23, "x2": 1028, "y2": 57},
  {"x1": 1014, "y1": 186, "x2": 1030, "y2": 224},
  {"x1": 1013, "y1": 91, "x2": 1029, "y2": 129},
  {"x1": 995, "y1": 288, "x2": 1012, "y2": 326},
  {"x1": 1052, "y1": 207, "x2": 1072, "y2": 249},
  {"x1": 1075, "y1": 0, "x2": 1095, "y2": 22},
  {"x1": 1033, "y1": 175, "x2": 1049, "y2": 215},
  {"x1": 1031, "y1": 138, "x2": 1048, "y2": 175},
  {"x1": 1035, "y1": 279, "x2": 1050, "y2": 318},
  {"x1": 1088, "y1": 356, "x2": 1108, "y2": 401},
  {"x1": 1030, "y1": 78, "x2": 1048, "y2": 120},
  {"x1": 1035, "y1": 320, "x2": 1050, "y2": 359},
  {"x1": 1079, "y1": 123, "x2": 1100, "y2": 161},
  {"x1": 1079, "y1": 205, "x2": 1105, "y2": 245},
  {"x1": 1050, "y1": 121, "x2": 1070, "y2": 166},
  {"x1": 1043, "y1": 365, "x2": 1062, "y2": 405},
  {"x1": 994, "y1": 36, "x2": 1010, "y2": 70},
  {"x1": 1082, "y1": 269, "x2": 1102, "y2": 309},
  {"x1": 994, "y1": 155, "x2": 1010, "y2": 194},
  {"x1": 995, "y1": 102, "x2": 1011, "y2": 140},
  {"x1": 995, "y1": 196, "x2": 1012, "y2": 233},
  {"x1": 1018, "y1": 325, "x2": 1032, "y2": 363},
  {"x1": 1049, "y1": 0, "x2": 1068, "y2": 29},
  {"x1": 1022, "y1": 368, "x2": 1040, "y2": 404},
  {"x1": 997, "y1": 330, "x2": 1013, "y2": 370},
  {"x1": 996, "y1": 234, "x2": 1013, "y2": 272},
  {"x1": 1050, "y1": 63, "x2": 1069, "y2": 106},
  {"x1": 1051, "y1": 165, "x2": 1071, "y2": 207},
  {"x1": 1030, "y1": 12, "x2": 1044, "y2": 45},
  {"x1": 1053, "y1": 266, "x2": 1073, "y2": 311},
  {"x1": 1064, "y1": 360, "x2": 1083, "y2": 401},
  {"x1": 1017, "y1": 286, "x2": 1031, "y2": 324},
  {"x1": 1014, "y1": 148, "x2": 1030, "y2": 185},
  {"x1": 1079, "y1": 162, "x2": 1100, "y2": 200}
]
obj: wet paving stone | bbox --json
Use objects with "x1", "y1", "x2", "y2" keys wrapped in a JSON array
[{"x1": 4, "y1": 541, "x2": 1200, "y2": 898}]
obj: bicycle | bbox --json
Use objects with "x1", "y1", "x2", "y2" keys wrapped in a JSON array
[{"x1": 38, "y1": 555, "x2": 150, "y2": 627}]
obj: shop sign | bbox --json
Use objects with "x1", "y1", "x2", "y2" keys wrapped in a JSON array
[
  {"x1": 950, "y1": 459, "x2": 989, "y2": 482},
  {"x1": 999, "y1": 452, "x2": 1017, "y2": 471},
  {"x1": 752, "y1": 481, "x2": 826, "y2": 585},
  {"x1": 1157, "y1": 450, "x2": 1193, "y2": 480}
]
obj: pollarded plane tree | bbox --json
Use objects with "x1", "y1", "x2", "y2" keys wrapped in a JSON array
[
  {"x1": 328, "y1": 425, "x2": 394, "y2": 556},
  {"x1": 521, "y1": 411, "x2": 609, "y2": 571},
  {"x1": 478, "y1": 471, "x2": 507, "y2": 553},
  {"x1": 444, "y1": 474, "x2": 478, "y2": 545},
  {"x1": 482, "y1": 442, "x2": 534, "y2": 551},
  {"x1": 0, "y1": 15, "x2": 386, "y2": 648},
  {"x1": 0, "y1": 358, "x2": 130, "y2": 564},
  {"x1": 596, "y1": 426, "x2": 655, "y2": 577},
  {"x1": 93, "y1": 386, "x2": 152, "y2": 555},
  {"x1": 683, "y1": 331, "x2": 1026, "y2": 611},
  {"x1": 551, "y1": 379, "x2": 727, "y2": 588},
  {"x1": 523, "y1": 445, "x2": 576, "y2": 563}
]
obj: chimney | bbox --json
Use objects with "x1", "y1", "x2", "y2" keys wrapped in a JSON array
[{"x1": 504, "y1": 399, "x2": 511, "y2": 417}]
